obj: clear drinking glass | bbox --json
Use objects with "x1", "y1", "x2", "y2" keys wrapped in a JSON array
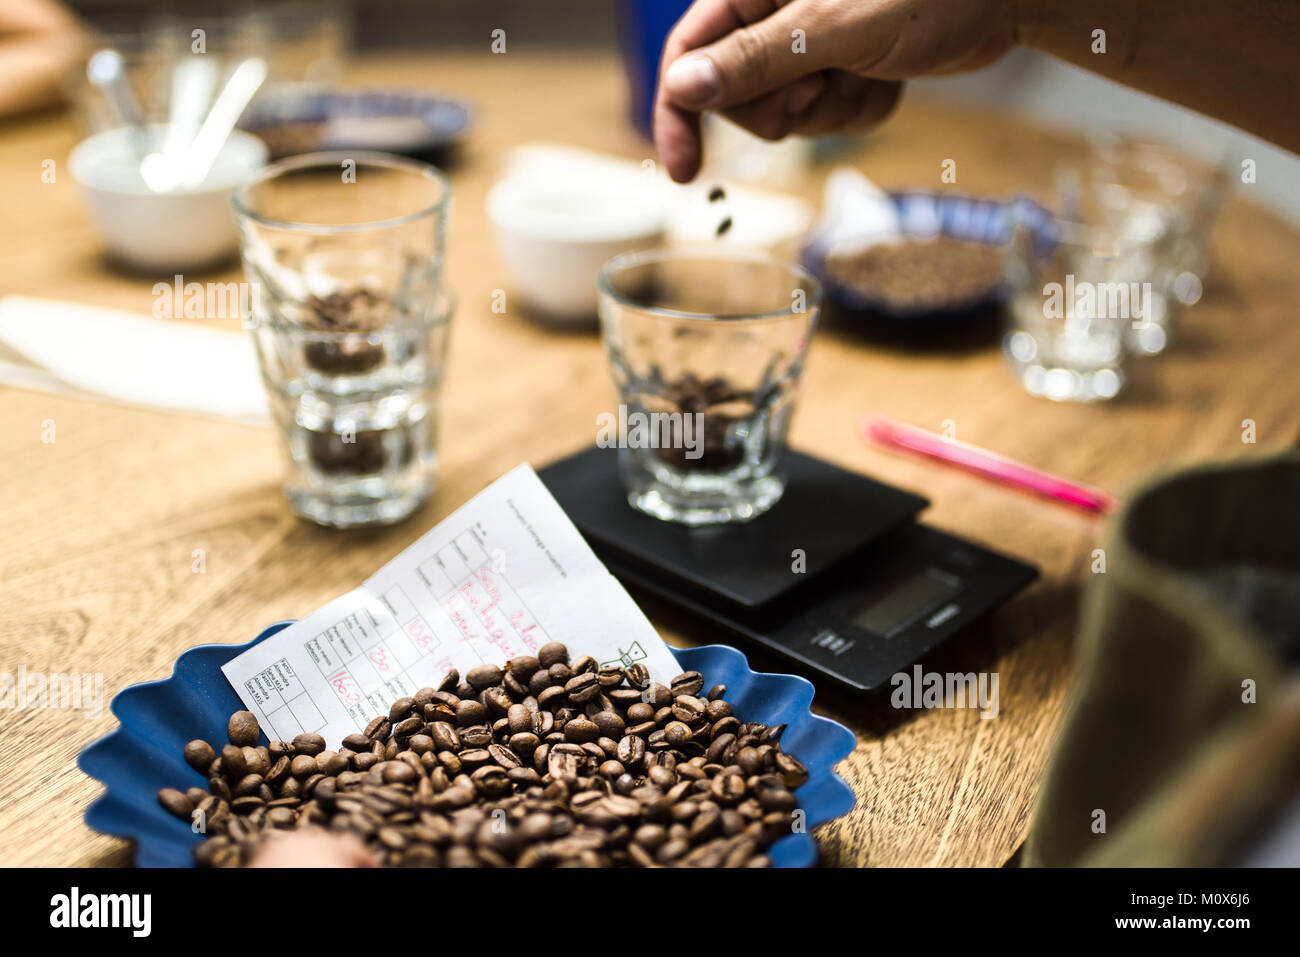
[
  {"x1": 1003, "y1": 214, "x2": 1149, "y2": 402},
  {"x1": 597, "y1": 249, "x2": 822, "y2": 526},
  {"x1": 1057, "y1": 135, "x2": 1229, "y2": 354},
  {"x1": 233, "y1": 152, "x2": 452, "y2": 528}
]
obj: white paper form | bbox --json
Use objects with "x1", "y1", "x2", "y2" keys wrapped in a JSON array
[{"x1": 222, "y1": 464, "x2": 681, "y2": 745}]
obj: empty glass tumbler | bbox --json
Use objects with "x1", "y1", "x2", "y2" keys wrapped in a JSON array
[
  {"x1": 233, "y1": 152, "x2": 453, "y2": 528},
  {"x1": 1057, "y1": 135, "x2": 1229, "y2": 354},
  {"x1": 1003, "y1": 214, "x2": 1151, "y2": 402},
  {"x1": 597, "y1": 249, "x2": 822, "y2": 526}
]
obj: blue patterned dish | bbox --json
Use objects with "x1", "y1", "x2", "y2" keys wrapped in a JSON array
[
  {"x1": 79, "y1": 623, "x2": 857, "y2": 867},
  {"x1": 240, "y1": 88, "x2": 473, "y2": 160},
  {"x1": 803, "y1": 190, "x2": 1057, "y2": 330}
]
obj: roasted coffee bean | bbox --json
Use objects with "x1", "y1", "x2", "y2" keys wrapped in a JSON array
[
  {"x1": 508, "y1": 655, "x2": 541, "y2": 682},
  {"x1": 392, "y1": 716, "x2": 423, "y2": 739},
  {"x1": 292, "y1": 733, "x2": 326, "y2": 757},
  {"x1": 465, "y1": 663, "x2": 503, "y2": 691},
  {"x1": 231, "y1": 795, "x2": 264, "y2": 814},
  {"x1": 184, "y1": 739, "x2": 217, "y2": 774},
  {"x1": 342, "y1": 732, "x2": 371, "y2": 752},
  {"x1": 506, "y1": 703, "x2": 532, "y2": 734},
  {"x1": 382, "y1": 762, "x2": 417, "y2": 785},
  {"x1": 221, "y1": 744, "x2": 248, "y2": 778},
  {"x1": 538, "y1": 642, "x2": 569, "y2": 668},
  {"x1": 706, "y1": 699, "x2": 733, "y2": 722},
  {"x1": 482, "y1": 686, "x2": 512, "y2": 716},
  {"x1": 459, "y1": 725, "x2": 492, "y2": 748},
  {"x1": 626, "y1": 702, "x2": 654, "y2": 724},
  {"x1": 289, "y1": 754, "x2": 317, "y2": 777},
  {"x1": 670, "y1": 671, "x2": 705, "y2": 697},
  {"x1": 564, "y1": 672, "x2": 601, "y2": 704},
  {"x1": 592, "y1": 710, "x2": 626, "y2": 738},
  {"x1": 537, "y1": 685, "x2": 567, "y2": 711},
  {"x1": 242, "y1": 747, "x2": 270, "y2": 777},
  {"x1": 664, "y1": 721, "x2": 693, "y2": 747},
  {"x1": 429, "y1": 722, "x2": 460, "y2": 752},
  {"x1": 455, "y1": 699, "x2": 486, "y2": 727},
  {"x1": 158, "y1": 787, "x2": 194, "y2": 820},
  {"x1": 625, "y1": 663, "x2": 650, "y2": 689},
  {"x1": 364, "y1": 716, "x2": 392, "y2": 742},
  {"x1": 608, "y1": 688, "x2": 643, "y2": 707},
  {"x1": 774, "y1": 751, "x2": 809, "y2": 788},
  {"x1": 564, "y1": 716, "x2": 600, "y2": 743},
  {"x1": 548, "y1": 663, "x2": 572, "y2": 686},
  {"x1": 671, "y1": 696, "x2": 706, "y2": 723},
  {"x1": 228, "y1": 711, "x2": 260, "y2": 748},
  {"x1": 488, "y1": 743, "x2": 522, "y2": 770},
  {"x1": 644, "y1": 683, "x2": 673, "y2": 708},
  {"x1": 388, "y1": 697, "x2": 416, "y2": 723},
  {"x1": 314, "y1": 750, "x2": 347, "y2": 776}
]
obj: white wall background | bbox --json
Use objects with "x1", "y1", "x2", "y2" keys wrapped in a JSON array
[{"x1": 913, "y1": 48, "x2": 1300, "y2": 225}]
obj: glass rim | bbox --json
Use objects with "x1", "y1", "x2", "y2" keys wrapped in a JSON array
[
  {"x1": 231, "y1": 150, "x2": 450, "y2": 234},
  {"x1": 597, "y1": 247, "x2": 823, "y2": 322}
]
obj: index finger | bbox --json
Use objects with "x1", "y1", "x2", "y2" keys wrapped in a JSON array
[{"x1": 653, "y1": 0, "x2": 784, "y2": 182}]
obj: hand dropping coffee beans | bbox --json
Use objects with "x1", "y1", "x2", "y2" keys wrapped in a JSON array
[{"x1": 162, "y1": 642, "x2": 809, "y2": 867}]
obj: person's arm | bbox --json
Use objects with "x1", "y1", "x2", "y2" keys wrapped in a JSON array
[
  {"x1": 0, "y1": 0, "x2": 87, "y2": 119},
  {"x1": 1019, "y1": 0, "x2": 1299, "y2": 155},
  {"x1": 654, "y1": 0, "x2": 1300, "y2": 183}
]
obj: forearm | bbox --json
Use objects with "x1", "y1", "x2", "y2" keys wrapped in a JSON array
[
  {"x1": 0, "y1": 35, "x2": 78, "y2": 118},
  {"x1": 0, "y1": 0, "x2": 88, "y2": 120},
  {"x1": 1018, "y1": 0, "x2": 1300, "y2": 152}
]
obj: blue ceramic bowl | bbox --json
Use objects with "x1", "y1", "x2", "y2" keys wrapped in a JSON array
[
  {"x1": 80, "y1": 623, "x2": 857, "y2": 867},
  {"x1": 240, "y1": 88, "x2": 473, "y2": 160},
  {"x1": 803, "y1": 190, "x2": 1057, "y2": 330}
]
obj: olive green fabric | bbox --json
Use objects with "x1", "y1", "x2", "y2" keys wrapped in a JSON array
[{"x1": 1026, "y1": 450, "x2": 1300, "y2": 867}]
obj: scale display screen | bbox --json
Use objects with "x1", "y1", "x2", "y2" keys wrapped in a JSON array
[{"x1": 850, "y1": 567, "x2": 961, "y2": 636}]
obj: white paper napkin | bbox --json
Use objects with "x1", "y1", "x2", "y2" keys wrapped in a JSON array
[
  {"x1": 809, "y1": 166, "x2": 904, "y2": 254},
  {"x1": 0, "y1": 295, "x2": 268, "y2": 424}
]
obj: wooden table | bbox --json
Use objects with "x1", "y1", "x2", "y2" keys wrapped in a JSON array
[{"x1": 2, "y1": 52, "x2": 1297, "y2": 868}]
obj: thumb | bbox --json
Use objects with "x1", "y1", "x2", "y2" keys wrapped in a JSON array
[{"x1": 662, "y1": 5, "x2": 840, "y2": 110}]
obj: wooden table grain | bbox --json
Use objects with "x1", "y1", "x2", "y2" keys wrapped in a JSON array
[{"x1": 2, "y1": 52, "x2": 1297, "y2": 868}]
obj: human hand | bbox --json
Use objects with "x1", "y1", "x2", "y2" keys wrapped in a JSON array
[
  {"x1": 654, "y1": 0, "x2": 1018, "y2": 182},
  {"x1": 249, "y1": 828, "x2": 379, "y2": 868}
]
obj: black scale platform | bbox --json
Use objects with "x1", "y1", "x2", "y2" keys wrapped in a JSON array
[{"x1": 539, "y1": 446, "x2": 1036, "y2": 693}]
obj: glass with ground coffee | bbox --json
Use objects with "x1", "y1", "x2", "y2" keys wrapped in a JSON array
[
  {"x1": 234, "y1": 152, "x2": 452, "y2": 527},
  {"x1": 597, "y1": 249, "x2": 821, "y2": 525}
]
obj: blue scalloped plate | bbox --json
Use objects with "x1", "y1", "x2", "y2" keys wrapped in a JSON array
[{"x1": 79, "y1": 623, "x2": 857, "y2": 867}]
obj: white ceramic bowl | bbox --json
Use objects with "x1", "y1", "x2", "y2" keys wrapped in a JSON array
[
  {"x1": 486, "y1": 172, "x2": 667, "y2": 324},
  {"x1": 68, "y1": 125, "x2": 268, "y2": 273}
]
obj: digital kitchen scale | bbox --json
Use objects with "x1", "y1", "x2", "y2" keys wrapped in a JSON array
[{"x1": 538, "y1": 446, "x2": 1037, "y2": 694}]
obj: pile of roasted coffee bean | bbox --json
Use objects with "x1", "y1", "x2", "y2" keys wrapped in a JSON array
[
  {"x1": 652, "y1": 372, "x2": 756, "y2": 471},
  {"x1": 158, "y1": 642, "x2": 808, "y2": 867}
]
